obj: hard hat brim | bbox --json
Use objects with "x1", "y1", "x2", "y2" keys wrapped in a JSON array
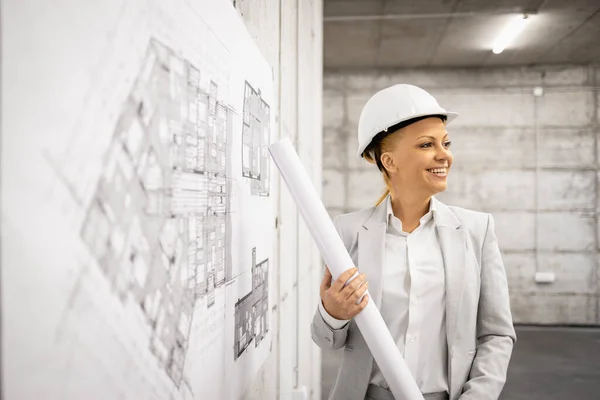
[{"x1": 357, "y1": 111, "x2": 459, "y2": 158}]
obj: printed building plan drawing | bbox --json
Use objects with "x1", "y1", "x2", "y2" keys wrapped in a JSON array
[
  {"x1": 79, "y1": 39, "x2": 233, "y2": 386},
  {"x1": 234, "y1": 248, "x2": 269, "y2": 360},
  {"x1": 242, "y1": 81, "x2": 271, "y2": 196},
  {"x1": 3, "y1": 1, "x2": 275, "y2": 400}
]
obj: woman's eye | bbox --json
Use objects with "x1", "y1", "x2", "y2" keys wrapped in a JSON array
[{"x1": 420, "y1": 141, "x2": 451, "y2": 148}]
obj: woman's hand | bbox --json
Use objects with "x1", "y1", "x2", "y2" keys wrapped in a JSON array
[{"x1": 320, "y1": 266, "x2": 369, "y2": 320}]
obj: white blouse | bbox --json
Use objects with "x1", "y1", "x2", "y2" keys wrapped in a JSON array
[{"x1": 319, "y1": 196, "x2": 448, "y2": 394}]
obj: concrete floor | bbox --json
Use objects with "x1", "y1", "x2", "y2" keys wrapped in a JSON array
[{"x1": 321, "y1": 325, "x2": 600, "y2": 400}]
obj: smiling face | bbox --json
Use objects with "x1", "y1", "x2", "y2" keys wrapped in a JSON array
[{"x1": 379, "y1": 117, "x2": 453, "y2": 197}]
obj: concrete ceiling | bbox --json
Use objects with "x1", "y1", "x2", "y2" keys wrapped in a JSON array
[{"x1": 324, "y1": 0, "x2": 600, "y2": 68}]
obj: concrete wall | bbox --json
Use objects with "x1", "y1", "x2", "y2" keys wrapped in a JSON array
[
  {"x1": 236, "y1": 1, "x2": 324, "y2": 399},
  {"x1": 322, "y1": 65, "x2": 600, "y2": 326}
]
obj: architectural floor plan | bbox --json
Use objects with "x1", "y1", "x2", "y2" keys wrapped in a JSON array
[
  {"x1": 3, "y1": 1, "x2": 275, "y2": 399},
  {"x1": 79, "y1": 39, "x2": 233, "y2": 386},
  {"x1": 234, "y1": 248, "x2": 269, "y2": 360},
  {"x1": 242, "y1": 81, "x2": 271, "y2": 196}
]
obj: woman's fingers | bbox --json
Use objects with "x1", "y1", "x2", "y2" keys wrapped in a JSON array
[
  {"x1": 350, "y1": 280, "x2": 369, "y2": 303},
  {"x1": 330, "y1": 267, "x2": 358, "y2": 293},
  {"x1": 346, "y1": 293, "x2": 369, "y2": 319},
  {"x1": 355, "y1": 293, "x2": 369, "y2": 312},
  {"x1": 342, "y1": 273, "x2": 366, "y2": 299}
]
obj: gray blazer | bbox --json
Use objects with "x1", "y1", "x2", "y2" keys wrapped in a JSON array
[{"x1": 312, "y1": 197, "x2": 516, "y2": 400}]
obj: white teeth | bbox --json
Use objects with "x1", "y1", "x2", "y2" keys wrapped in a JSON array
[{"x1": 428, "y1": 168, "x2": 447, "y2": 174}]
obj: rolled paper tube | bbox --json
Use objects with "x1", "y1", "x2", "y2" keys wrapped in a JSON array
[{"x1": 269, "y1": 138, "x2": 424, "y2": 400}]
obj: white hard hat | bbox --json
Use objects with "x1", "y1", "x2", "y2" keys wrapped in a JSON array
[{"x1": 357, "y1": 84, "x2": 458, "y2": 158}]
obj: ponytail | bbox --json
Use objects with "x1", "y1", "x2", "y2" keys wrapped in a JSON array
[
  {"x1": 375, "y1": 173, "x2": 392, "y2": 206},
  {"x1": 364, "y1": 146, "x2": 392, "y2": 206},
  {"x1": 375, "y1": 189, "x2": 390, "y2": 206}
]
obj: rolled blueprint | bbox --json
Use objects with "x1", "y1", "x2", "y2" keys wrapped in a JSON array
[{"x1": 269, "y1": 138, "x2": 424, "y2": 400}]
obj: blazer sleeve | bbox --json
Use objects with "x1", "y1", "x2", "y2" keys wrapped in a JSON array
[
  {"x1": 460, "y1": 213, "x2": 517, "y2": 399},
  {"x1": 310, "y1": 215, "x2": 351, "y2": 351}
]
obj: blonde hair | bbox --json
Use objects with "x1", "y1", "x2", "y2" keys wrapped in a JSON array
[{"x1": 363, "y1": 133, "x2": 398, "y2": 206}]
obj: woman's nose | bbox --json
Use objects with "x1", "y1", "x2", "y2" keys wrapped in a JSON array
[{"x1": 435, "y1": 145, "x2": 451, "y2": 160}]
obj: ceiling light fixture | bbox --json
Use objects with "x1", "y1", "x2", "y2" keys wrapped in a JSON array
[{"x1": 492, "y1": 14, "x2": 530, "y2": 54}]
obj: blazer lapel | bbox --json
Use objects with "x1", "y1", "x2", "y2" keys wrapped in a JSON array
[
  {"x1": 433, "y1": 198, "x2": 467, "y2": 348},
  {"x1": 358, "y1": 200, "x2": 388, "y2": 307}
]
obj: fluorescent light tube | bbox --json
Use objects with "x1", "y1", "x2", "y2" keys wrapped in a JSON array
[{"x1": 493, "y1": 14, "x2": 530, "y2": 54}]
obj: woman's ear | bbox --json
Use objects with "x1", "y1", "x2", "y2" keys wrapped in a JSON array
[{"x1": 380, "y1": 152, "x2": 397, "y2": 173}]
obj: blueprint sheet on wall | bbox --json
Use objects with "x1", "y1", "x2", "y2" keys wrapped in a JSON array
[{"x1": 2, "y1": 1, "x2": 275, "y2": 399}]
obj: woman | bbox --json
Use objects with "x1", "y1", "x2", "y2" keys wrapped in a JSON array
[{"x1": 311, "y1": 84, "x2": 516, "y2": 400}]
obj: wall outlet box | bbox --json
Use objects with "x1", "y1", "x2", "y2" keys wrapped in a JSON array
[
  {"x1": 534, "y1": 271, "x2": 555, "y2": 283},
  {"x1": 292, "y1": 386, "x2": 309, "y2": 400}
]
